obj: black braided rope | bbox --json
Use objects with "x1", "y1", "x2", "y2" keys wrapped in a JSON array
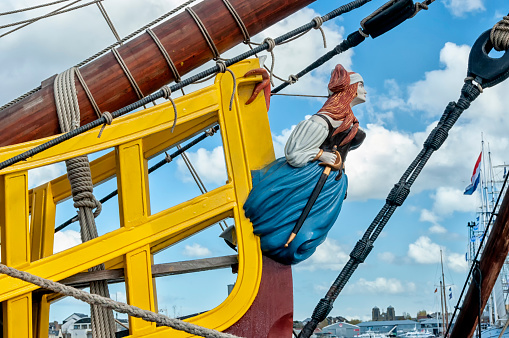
[
  {"x1": 0, "y1": 0, "x2": 373, "y2": 171},
  {"x1": 54, "y1": 125, "x2": 220, "y2": 233},
  {"x1": 298, "y1": 82, "x2": 482, "y2": 338}
]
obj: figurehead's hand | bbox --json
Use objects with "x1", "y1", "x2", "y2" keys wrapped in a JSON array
[{"x1": 318, "y1": 151, "x2": 337, "y2": 165}]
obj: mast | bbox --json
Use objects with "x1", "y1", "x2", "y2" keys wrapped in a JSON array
[
  {"x1": 0, "y1": 0, "x2": 316, "y2": 147},
  {"x1": 450, "y1": 184, "x2": 509, "y2": 337},
  {"x1": 440, "y1": 280, "x2": 446, "y2": 336},
  {"x1": 441, "y1": 249, "x2": 449, "y2": 333}
]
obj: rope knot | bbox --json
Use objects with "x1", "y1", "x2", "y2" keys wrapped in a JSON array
[
  {"x1": 66, "y1": 156, "x2": 102, "y2": 218},
  {"x1": 97, "y1": 111, "x2": 113, "y2": 138},
  {"x1": 216, "y1": 60, "x2": 227, "y2": 73},
  {"x1": 205, "y1": 127, "x2": 216, "y2": 136},
  {"x1": 490, "y1": 15, "x2": 509, "y2": 52},
  {"x1": 165, "y1": 151, "x2": 172, "y2": 163},
  {"x1": 312, "y1": 16, "x2": 324, "y2": 29},
  {"x1": 263, "y1": 37, "x2": 276, "y2": 52},
  {"x1": 161, "y1": 85, "x2": 172, "y2": 99},
  {"x1": 287, "y1": 74, "x2": 299, "y2": 84}
]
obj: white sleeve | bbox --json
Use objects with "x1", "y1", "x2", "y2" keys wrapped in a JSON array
[{"x1": 284, "y1": 118, "x2": 328, "y2": 167}]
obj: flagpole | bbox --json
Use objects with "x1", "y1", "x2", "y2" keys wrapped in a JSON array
[
  {"x1": 441, "y1": 249, "x2": 449, "y2": 333},
  {"x1": 440, "y1": 280, "x2": 446, "y2": 336}
]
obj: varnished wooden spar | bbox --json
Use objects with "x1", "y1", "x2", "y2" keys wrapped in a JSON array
[
  {"x1": 450, "y1": 186, "x2": 509, "y2": 338},
  {"x1": 0, "y1": 0, "x2": 315, "y2": 147}
]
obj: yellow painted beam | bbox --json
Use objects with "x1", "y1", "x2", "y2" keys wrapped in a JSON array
[
  {"x1": 30, "y1": 182, "x2": 56, "y2": 261},
  {"x1": 116, "y1": 139, "x2": 150, "y2": 226},
  {"x1": 3, "y1": 293, "x2": 32, "y2": 338},
  {"x1": 125, "y1": 245, "x2": 156, "y2": 334}
]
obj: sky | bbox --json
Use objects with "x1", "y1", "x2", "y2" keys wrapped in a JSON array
[{"x1": 1, "y1": 0, "x2": 509, "y2": 326}]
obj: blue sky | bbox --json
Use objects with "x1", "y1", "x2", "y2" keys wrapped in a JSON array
[{"x1": 1, "y1": 0, "x2": 508, "y2": 325}]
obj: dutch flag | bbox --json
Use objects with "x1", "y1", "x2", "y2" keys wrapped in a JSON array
[{"x1": 464, "y1": 152, "x2": 482, "y2": 195}]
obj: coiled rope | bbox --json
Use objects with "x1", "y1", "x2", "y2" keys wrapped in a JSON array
[{"x1": 55, "y1": 67, "x2": 116, "y2": 338}]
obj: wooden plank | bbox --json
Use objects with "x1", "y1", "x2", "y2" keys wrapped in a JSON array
[
  {"x1": 450, "y1": 186, "x2": 509, "y2": 338},
  {"x1": 0, "y1": 0, "x2": 315, "y2": 147},
  {"x1": 59, "y1": 255, "x2": 238, "y2": 288}
]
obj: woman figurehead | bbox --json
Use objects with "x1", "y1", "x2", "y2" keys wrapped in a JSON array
[{"x1": 319, "y1": 64, "x2": 365, "y2": 146}]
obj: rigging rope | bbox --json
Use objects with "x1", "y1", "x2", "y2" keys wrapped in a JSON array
[
  {"x1": 95, "y1": 1, "x2": 122, "y2": 43},
  {"x1": 0, "y1": 263, "x2": 240, "y2": 338},
  {"x1": 0, "y1": 0, "x2": 103, "y2": 30},
  {"x1": 0, "y1": 0, "x2": 73, "y2": 16}
]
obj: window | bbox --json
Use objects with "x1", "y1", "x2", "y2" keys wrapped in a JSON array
[{"x1": 74, "y1": 325, "x2": 79, "y2": 329}]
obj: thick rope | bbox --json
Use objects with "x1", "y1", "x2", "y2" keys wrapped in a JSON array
[
  {"x1": 161, "y1": 86, "x2": 178, "y2": 132},
  {"x1": 491, "y1": 15, "x2": 509, "y2": 52},
  {"x1": 54, "y1": 68, "x2": 116, "y2": 338},
  {"x1": 0, "y1": 264, "x2": 240, "y2": 338},
  {"x1": 146, "y1": 28, "x2": 182, "y2": 83},
  {"x1": 186, "y1": 7, "x2": 221, "y2": 60},
  {"x1": 111, "y1": 48, "x2": 145, "y2": 100}
]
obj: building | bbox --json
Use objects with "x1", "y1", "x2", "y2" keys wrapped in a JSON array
[
  {"x1": 357, "y1": 320, "x2": 419, "y2": 335},
  {"x1": 387, "y1": 306, "x2": 395, "y2": 321},
  {"x1": 61, "y1": 313, "x2": 88, "y2": 338},
  {"x1": 372, "y1": 306, "x2": 381, "y2": 321},
  {"x1": 321, "y1": 322, "x2": 360, "y2": 338}
]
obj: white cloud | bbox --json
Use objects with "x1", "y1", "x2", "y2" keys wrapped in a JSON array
[
  {"x1": 442, "y1": 0, "x2": 485, "y2": 17},
  {"x1": 182, "y1": 243, "x2": 211, "y2": 257},
  {"x1": 346, "y1": 277, "x2": 416, "y2": 295},
  {"x1": 429, "y1": 224, "x2": 447, "y2": 234},
  {"x1": 447, "y1": 252, "x2": 468, "y2": 272},
  {"x1": 295, "y1": 238, "x2": 349, "y2": 271},
  {"x1": 378, "y1": 251, "x2": 396, "y2": 264},
  {"x1": 176, "y1": 147, "x2": 227, "y2": 185},
  {"x1": 28, "y1": 163, "x2": 66, "y2": 189},
  {"x1": 408, "y1": 236, "x2": 441, "y2": 264},
  {"x1": 407, "y1": 236, "x2": 466, "y2": 272},
  {"x1": 431, "y1": 187, "x2": 477, "y2": 216},
  {"x1": 53, "y1": 229, "x2": 82, "y2": 253}
]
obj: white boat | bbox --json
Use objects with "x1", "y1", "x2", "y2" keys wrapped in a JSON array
[
  {"x1": 356, "y1": 329, "x2": 386, "y2": 338},
  {"x1": 398, "y1": 327, "x2": 434, "y2": 338}
]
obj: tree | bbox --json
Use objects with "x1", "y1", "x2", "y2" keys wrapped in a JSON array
[{"x1": 349, "y1": 319, "x2": 362, "y2": 325}]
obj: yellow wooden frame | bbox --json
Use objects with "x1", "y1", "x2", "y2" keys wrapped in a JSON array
[{"x1": 0, "y1": 58, "x2": 275, "y2": 337}]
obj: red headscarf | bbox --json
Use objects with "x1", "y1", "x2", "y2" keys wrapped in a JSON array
[{"x1": 318, "y1": 64, "x2": 360, "y2": 146}]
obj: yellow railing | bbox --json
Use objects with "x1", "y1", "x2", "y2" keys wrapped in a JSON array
[{"x1": 0, "y1": 58, "x2": 275, "y2": 337}]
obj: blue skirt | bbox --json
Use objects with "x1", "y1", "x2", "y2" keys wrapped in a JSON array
[{"x1": 243, "y1": 157, "x2": 347, "y2": 265}]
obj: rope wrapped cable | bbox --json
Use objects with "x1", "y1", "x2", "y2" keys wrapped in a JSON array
[
  {"x1": 54, "y1": 68, "x2": 116, "y2": 338},
  {"x1": 0, "y1": 0, "x2": 375, "y2": 170},
  {"x1": 55, "y1": 125, "x2": 220, "y2": 233},
  {"x1": 298, "y1": 81, "x2": 482, "y2": 338},
  {"x1": 146, "y1": 28, "x2": 182, "y2": 83},
  {"x1": 0, "y1": 264, "x2": 240, "y2": 338},
  {"x1": 186, "y1": 7, "x2": 221, "y2": 60},
  {"x1": 491, "y1": 15, "x2": 509, "y2": 52},
  {"x1": 0, "y1": 0, "x2": 199, "y2": 113},
  {"x1": 111, "y1": 48, "x2": 145, "y2": 100}
]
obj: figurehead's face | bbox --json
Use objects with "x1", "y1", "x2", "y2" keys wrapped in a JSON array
[{"x1": 351, "y1": 81, "x2": 366, "y2": 107}]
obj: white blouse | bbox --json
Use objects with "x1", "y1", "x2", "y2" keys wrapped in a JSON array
[{"x1": 284, "y1": 114, "x2": 340, "y2": 167}]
